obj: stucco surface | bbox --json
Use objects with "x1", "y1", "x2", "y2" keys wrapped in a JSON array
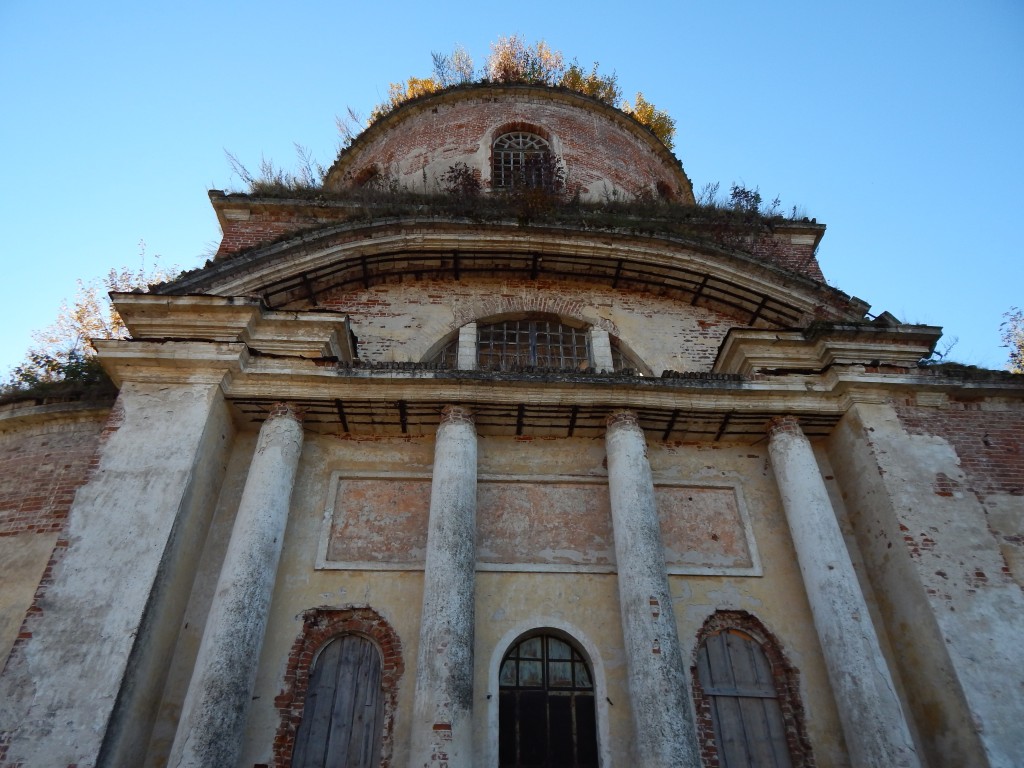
[
  {"x1": 319, "y1": 277, "x2": 736, "y2": 374},
  {"x1": 830, "y1": 403, "x2": 1024, "y2": 768},
  {"x1": 0, "y1": 533, "x2": 56, "y2": 668},
  {"x1": 0, "y1": 382, "x2": 233, "y2": 768}
]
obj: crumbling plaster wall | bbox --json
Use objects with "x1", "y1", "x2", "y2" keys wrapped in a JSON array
[
  {"x1": 828, "y1": 401, "x2": 1024, "y2": 768},
  {"x1": 320, "y1": 277, "x2": 736, "y2": 373},
  {"x1": 151, "y1": 426, "x2": 856, "y2": 766},
  {"x1": 0, "y1": 383, "x2": 234, "y2": 768},
  {"x1": 0, "y1": 404, "x2": 108, "y2": 671},
  {"x1": 652, "y1": 440, "x2": 851, "y2": 768}
]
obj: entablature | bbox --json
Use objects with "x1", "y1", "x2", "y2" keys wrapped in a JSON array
[
  {"x1": 159, "y1": 220, "x2": 865, "y2": 329},
  {"x1": 110, "y1": 293, "x2": 355, "y2": 361},
  {"x1": 714, "y1": 323, "x2": 943, "y2": 376}
]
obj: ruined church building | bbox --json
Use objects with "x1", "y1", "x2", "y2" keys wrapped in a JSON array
[{"x1": 1, "y1": 83, "x2": 1022, "y2": 768}]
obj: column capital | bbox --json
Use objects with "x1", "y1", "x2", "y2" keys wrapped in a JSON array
[
  {"x1": 767, "y1": 415, "x2": 803, "y2": 439},
  {"x1": 606, "y1": 409, "x2": 639, "y2": 429},
  {"x1": 440, "y1": 404, "x2": 474, "y2": 425},
  {"x1": 267, "y1": 402, "x2": 303, "y2": 423}
]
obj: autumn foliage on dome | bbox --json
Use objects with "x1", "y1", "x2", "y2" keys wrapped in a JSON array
[{"x1": 366, "y1": 35, "x2": 676, "y2": 150}]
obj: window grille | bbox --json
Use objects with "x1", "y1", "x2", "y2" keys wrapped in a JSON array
[
  {"x1": 432, "y1": 337, "x2": 459, "y2": 369},
  {"x1": 477, "y1": 319, "x2": 591, "y2": 371},
  {"x1": 492, "y1": 132, "x2": 553, "y2": 189},
  {"x1": 499, "y1": 633, "x2": 598, "y2": 768},
  {"x1": 609, "y1": 340, "x2": 642, "y2": 372}
]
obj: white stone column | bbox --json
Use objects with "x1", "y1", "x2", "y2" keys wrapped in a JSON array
[
  {"x1": 409, "y1": 405, "x2": 478, "y2": 768},
  {"x1": 605, "y1": 411, "x2": 699, "y2": 768},
  {"x1": 169, "y1": 403, "x2": 304, "y2": 768},
  {"x1": 767, "y1": 416, "x2": 920, "y2": 768}
]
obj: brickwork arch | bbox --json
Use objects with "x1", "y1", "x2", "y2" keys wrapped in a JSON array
[
  {"x1": 412, "y1": 294, "x2": 621, "y2": 365},
  {"x1": 489, "y1": 121, "x2": 553, "y2": 145},
  {"x1": 273, "y1": 605, "x2": 404, "y2": 768},
  {"x1": 451, "y1": 294, "x2": 617, "y2": 334},
  {"x1": 690, "y1": 610, "x2": 815, "y2": 768}
]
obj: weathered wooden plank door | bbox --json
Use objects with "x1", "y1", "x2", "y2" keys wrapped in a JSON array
[
  {"x1": 293, "y1": 634, "x2": 384, "y2": 768},
  {"x1": 696, "y1": 629, "x2": 792, "y2": 768}
]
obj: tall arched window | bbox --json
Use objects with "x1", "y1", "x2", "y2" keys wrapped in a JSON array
[
  {"x1": 692, "y1": 612, "x2": 814, "y2": 768},
  {"x1": 499, "y1": 632, "x2": 598, "y2": 768},
  {"x1": 292, "y1": 634, "x2": 384, "y2": 768},
  {"x1": 492, "y1": 132, "x2": 553, "y2": 189}
]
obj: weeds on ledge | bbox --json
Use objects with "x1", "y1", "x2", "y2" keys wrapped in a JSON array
[
  {"x1": 226, "y1": 145, "x2": 326, "y2": 197},
  {"x1": 1, "y1": 352, "x2": 116, "y2": 406}
]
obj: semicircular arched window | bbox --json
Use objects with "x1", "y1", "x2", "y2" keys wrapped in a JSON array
[
  {"x1": 478, "y1": 317, "x2": 590, "y2": 371},
  {"x1": 499, "y1": 632, "x2": 598, "y2": 768},
  {"x1": 425, "y1": 316, "x2": 649, "y2": 374},
  {"x1": 492, "y1": 132, "x2": 553, "y2": 189}
]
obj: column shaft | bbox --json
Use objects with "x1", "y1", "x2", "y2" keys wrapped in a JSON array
[
  {"x1": 409, "y1": 406, "x2": 478, "y2": 768},
  {"x1": 169, "y1": 404, "x2": 304, "y2": 768},
  {"x1": 768, "y1": 416, "x2": 919, "y2": 768},
  {"x1": 605, "y1": 411, "x2": 699, "y2": 767}
]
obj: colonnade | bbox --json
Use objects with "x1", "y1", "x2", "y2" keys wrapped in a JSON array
[{"x1": 169, "y1": 404, "x2": 918, "y2": 768}]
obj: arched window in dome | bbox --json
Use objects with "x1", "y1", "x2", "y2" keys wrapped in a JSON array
[{"x1": 492, "y1": 131, "x2": 554, "y2": 189}]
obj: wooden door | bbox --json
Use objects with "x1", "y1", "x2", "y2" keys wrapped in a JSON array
[
  {"x1": 696, "y1": 629, "x2": 792, "y2": 768},
  {"x1": 293, "y1": 634, "x2": 384, "y2": 768}
]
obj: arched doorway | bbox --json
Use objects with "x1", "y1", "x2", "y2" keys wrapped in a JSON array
[
  {"x1": 499, "y1": 632, "x2": 598, "y2": 768},
  {"x1": 692, "y1": 626, "x2": 802, "y2": 768},
  {"x1": 292, "y1": 634, "x2": 384, "y2": 768}
]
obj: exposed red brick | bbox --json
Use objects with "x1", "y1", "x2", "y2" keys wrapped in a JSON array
[
  {"x1": 690, "y1": 610, "x2": 815, "y2": 768},
  {"x1": 272, "y1": 606, "x2": 404, "y2": 768},
  {"x1": 0, "y1": 415, "x2": 106, "y2": 538},
  {"x1": 896, "y1": 406, "x2": 1024, "y2": 499}
]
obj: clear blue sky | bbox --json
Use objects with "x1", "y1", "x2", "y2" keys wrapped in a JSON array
[{"x1": 2, "y1": 1, "x2": 1022, "y2": 374}]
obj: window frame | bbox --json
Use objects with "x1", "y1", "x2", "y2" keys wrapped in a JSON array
[
  {"x1": 492, "y1": 131, "x2": 554, "y2": 190},
  {"x1": 477, "y1": 317, "x2": 592, "y2": 371},
  {"x1": 498, "y1": 631, "x2": 599, "y2": 768}
]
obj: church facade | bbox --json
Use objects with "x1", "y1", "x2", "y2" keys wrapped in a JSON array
[{"x1": 1, "y1": 84, "x2": 1022, "y2": 768}]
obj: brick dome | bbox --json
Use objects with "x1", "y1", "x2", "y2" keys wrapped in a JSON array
[{"x1": 324, "y1": 83, "x2": 695, "y2": 204}]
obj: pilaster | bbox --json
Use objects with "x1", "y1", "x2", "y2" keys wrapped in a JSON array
[{"x1": 0, "y1": 381, "x2": 234, "y2": 767}]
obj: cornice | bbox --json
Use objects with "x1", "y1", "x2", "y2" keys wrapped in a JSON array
[
  {"x1": 110, "y1": 293, "x2": 355, "y2": 361},
  {"x1": 713, "y1": 324, "x2": 943, "y2": 376}
]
